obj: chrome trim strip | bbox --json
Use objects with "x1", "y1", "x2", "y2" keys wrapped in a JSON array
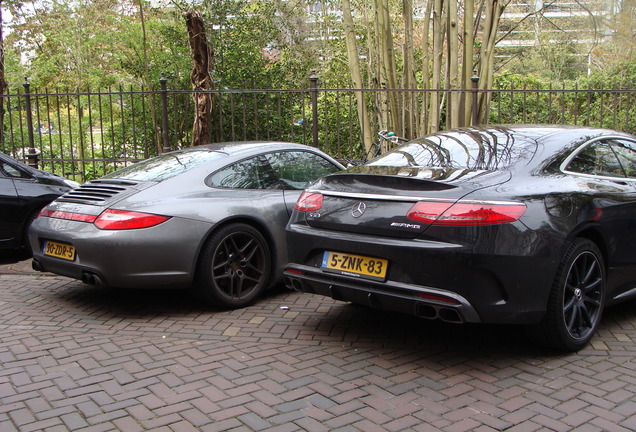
[
  {"x1": 613, "y1": 286, "x2": 636, "y2": 301},
  {"x1": 561, "y1": 170, "x2": 636, "y2": 183},
  {"x1": 304, "y1": 189, "x2": 423, "y2": 202},
  {"x1": 560, "y1": 135, "x2": 636, "y2": 182},
  {"x1": 284, "y1": 263, "x2": 482, "y2": 323},
  {"x1": 305, "y1": 189, "x2": 522, "y2": 206}
]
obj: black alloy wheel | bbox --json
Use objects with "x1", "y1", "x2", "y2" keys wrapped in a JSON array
[
  {"x1": 529, "y1": 238, "x2": 605, "y2": 351},
  {"x1": 196, "y1": 223, "x2": 271, "y2": 309}
]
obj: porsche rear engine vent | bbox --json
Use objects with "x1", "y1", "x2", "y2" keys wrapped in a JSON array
[{"x1": 58, "y1": 180, "x2": 138, "y2": 204}]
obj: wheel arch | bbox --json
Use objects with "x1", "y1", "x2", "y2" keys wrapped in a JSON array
[
  {"x1": 573, "y1": 227, "x2": 608, "y2": 273},
  {"x1": 539, "y1": 226, "x2": 608, "y2": 314},
  {"x1": 194, "y1": 215, "x2": 279, "y2": 286},
  {"x1": 527, "y1": 234, "x2": 607, "y2": 351}
]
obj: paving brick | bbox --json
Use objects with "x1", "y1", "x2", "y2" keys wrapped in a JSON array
[
  {"x1": 17, "y1": 418, "x2": 64, "y2": 432},
  {"x1": 2, "y1": 272, "x2": 636, "y2": 431}
]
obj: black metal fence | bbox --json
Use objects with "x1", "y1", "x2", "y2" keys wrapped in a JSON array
[{"x1": 2, "y1": 76, "x2": 635, "y2": 182}]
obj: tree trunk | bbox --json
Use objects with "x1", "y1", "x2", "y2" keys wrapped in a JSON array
[
  {"x1": 462, "y1": 0, "x2": 475, "y2": 125},
  {"x1": 137, "y1": 0, "x2": 161, "y2": 154},
  {"x1": 375, "y1": 0, "x2": 400, "y2": 137},
  {"x1": 427, "y1": 0, "x2": 444, "y2": 133},
  {"x1": 446, "y1": 0, "x2": 460, "y2": 129},
  {"x1": 185, "y1": 11, "x2": 214, "y2": 147},
  {"x1": 341, "y1": 0, "x2": 373, "y2": 154},
  {"x1": 402, "y1": 0, "x2": 416, "y2": 139},
  {"x1": 419, "y1": 0, "x2": 433, "y2": 136},
  {"x1": 477, "y1": 0, "x2": 507, "y2": 124},
  {"x1": 0, "y1": 0, "x2": 6, "y2": 148}
]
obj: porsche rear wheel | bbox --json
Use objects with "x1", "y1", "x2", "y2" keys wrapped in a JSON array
[{"x1": 196, "y1": 223, "x2": 271, "y2": 309}]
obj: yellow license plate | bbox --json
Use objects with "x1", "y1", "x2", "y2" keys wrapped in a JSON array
[
  {"x1": 43, "y1": 240, "x2": 76, "y2": 261},
  {"x1": 322, "y1": 251, "x2": 388, "y2": 281}
]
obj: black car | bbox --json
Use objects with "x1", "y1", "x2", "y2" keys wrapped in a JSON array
[
  {"x1": 284, "y1": 125, "x2": 636, "y2": 351},
  {"x1": 0, "y1": 152, "x2": 78, "y2": 253}
]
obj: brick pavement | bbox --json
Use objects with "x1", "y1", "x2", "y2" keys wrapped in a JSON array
[{"x1": 1, "y1": 265, "x2": 636, "y2": 431}]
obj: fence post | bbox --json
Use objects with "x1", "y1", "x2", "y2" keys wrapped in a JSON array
[
  {"x1": 471, "y1": 72, "x2": 479, "y2": 126},
  {"x1": 22, "y1": 77, "x2": 39, "y2": 168},
  {"x1": 310, "y1": 72, "x2": 319, "y2": 148},
  {"x1": 159, "y1": 74, "x2": 170, "y2": 154}
]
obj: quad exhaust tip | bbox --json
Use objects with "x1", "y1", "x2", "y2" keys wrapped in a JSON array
[{"x1": 284, "y1": 275, "x2": 465, "y2": 324}]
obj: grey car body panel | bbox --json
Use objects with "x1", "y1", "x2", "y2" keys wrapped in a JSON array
[{"x1": 29, "y1": 141, "x2": 343, "y2": 290}]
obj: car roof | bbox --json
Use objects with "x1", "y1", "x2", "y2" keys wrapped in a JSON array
[
  {"x1": 460, "y1": 124, "x2": 634, "y2": 143},
  {"x1": 368, "y1": 124, "x2": 636, "y2": 173},
  {"x1": 189, "y1": 141, "x2": 320, "y2": 157},
  {"x1": 449, "y1": 124, "x2": 630, "y2": 139}
]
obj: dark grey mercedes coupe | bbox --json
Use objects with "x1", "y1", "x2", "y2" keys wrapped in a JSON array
[
  {"x1": 29, "y1": 141, "x2": 343, "y2": 308},
  {"x1": 284, "y1": 125, "x2": 636, "y2": 351}
]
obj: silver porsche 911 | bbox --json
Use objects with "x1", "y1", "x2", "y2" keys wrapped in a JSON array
[{"x1": 29, "y1": 141, "x2": 344, "y2": 308}]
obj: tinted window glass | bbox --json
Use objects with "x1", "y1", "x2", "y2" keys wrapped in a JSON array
[
  {"x1": 609, "y1": 139, "x2": 636, "y2": 179},
  {"x1": 103, "y1": 149, "x2": 225, "y2": 182},
  {"x1": 209, "y1": 156, "x2": 279, "y2": 189},
  {"x1": 0, "y1": 161, "x2": 29, "y2": 179},
  {"x1": 368, "y1": 130, "x2": 537, "y2": 170},
  {"x1": 566, "y1": 141, "x2": 625, "y2": 178},
  {"x1": 265, "y1": 151, "x2": 341, "y2": 190}
]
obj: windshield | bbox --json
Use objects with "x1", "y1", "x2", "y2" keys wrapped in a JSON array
[
  {"x1": 368, "y1": 129, "x2": 538, "y2": 170},
  {"x1": 104, "y1": 149, "x2": 225, "y2": 182}
]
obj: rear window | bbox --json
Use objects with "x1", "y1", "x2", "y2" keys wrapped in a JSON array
[
  {"x1": 104, "y1": 149, "x2": 225, "y2": 182},
  {"x1": 368, "y1": 130, "x2": 538, "y2": 170}
]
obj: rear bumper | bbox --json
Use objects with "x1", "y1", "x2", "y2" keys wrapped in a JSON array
[
  {"x1": 31, "y1": 255, "x2": 193, "y2": 289},
  {"x1": 28, "y1": 216, "x2": 208, "y2": 289},
  {"x1": 284, "y1": 264, "x2": 481, "y2": 323},
  {"x1": 285, "y1": 223, "x2": 557, "y2": 325}
]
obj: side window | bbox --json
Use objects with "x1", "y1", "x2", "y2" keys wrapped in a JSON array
[
  {"x1": 566, "y1": 141, "x2": 625, "y2": 178},
  {"x1": 0, "y1": 161, "x2": 28, "y2": 179},
  {"x1": 265, "y1": 151, "x2": 341, "y2": 190},
  {"x1": 208, "y1": 156, "x2": 279, "y2": 189},
  {"x1": 609, "y1": 139, "x2": 636, "y2": 179}
]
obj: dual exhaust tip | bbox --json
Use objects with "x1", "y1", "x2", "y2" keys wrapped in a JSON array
[
  {"x1": 81, "y1": 272, "x2": 105, "y2": 287},
  {"x1": 32, "y1": 259, "x2": 104, "y2": 287}
]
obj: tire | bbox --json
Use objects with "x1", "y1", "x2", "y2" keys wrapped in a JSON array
[
  {"x1": 196, "y1": 223, "x2": 271, "y2": 309},
  {"x1": 528, "y1": 238, "x2": 605, "y2": 352}
]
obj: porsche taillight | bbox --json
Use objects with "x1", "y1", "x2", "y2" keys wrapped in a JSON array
[
  {"x1": 407, "y1": 200, "x2": 526, "y2": 226},
  {"x1": 38, "y1": 208, "x2": 97, "y2": 223},
  {"x1": 93, "y1": 209, "x2": 170, "y2": 230},
  {"x1": 39, "y1": 208, "x2": 170, "y2": 230},
  {"x1": 294, "y1": 192, "x2": 324, "y2": 212}
]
